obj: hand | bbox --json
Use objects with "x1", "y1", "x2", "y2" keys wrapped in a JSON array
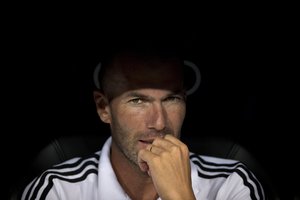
[{"x1": 138, "y1": 134, "x2": 196, "y2": 200}]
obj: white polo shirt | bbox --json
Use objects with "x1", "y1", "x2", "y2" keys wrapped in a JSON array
[{"x1": 22, "y1": 137, "x2": 265, "y2": 200}]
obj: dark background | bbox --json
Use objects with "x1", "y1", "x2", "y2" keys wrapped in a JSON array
[{"x1": 5, "y1": 21, "x2": 298, "y2": 199}]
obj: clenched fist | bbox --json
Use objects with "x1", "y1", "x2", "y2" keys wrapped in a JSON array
[{"x1": 138, "y1": 134, "x2": 196, "y2": 200}]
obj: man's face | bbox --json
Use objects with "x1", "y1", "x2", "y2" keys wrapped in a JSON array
[{"x1": 99, "y1": 54, "x2": 186, "y2": 167}]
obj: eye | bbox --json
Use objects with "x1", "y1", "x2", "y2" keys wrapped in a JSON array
[
  {"x1": 165, "y1": 96, "x2": 183, "y2": 102},
  {"x1": 129, "y1": 98, "x2": 143, "y2": 104}
]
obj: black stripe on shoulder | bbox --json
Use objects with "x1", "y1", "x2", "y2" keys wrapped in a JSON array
[
  {"x1": 40, "y1": 168, "x2": 98, "y2": 200},
  {"x1": 196, "y1": 171, "x2": 230, "y2": 179},
  {"x1": 192, "y1": 158, "x2": 232, "y2": 179},
  {"x1": 190, "y1": 153, "x2": 264, "y2": 200},
  {"x1": 235, "y1": 169, "x2": 258, "y2": 200},
  {"x1": 190, "y1": 153, "x2": 239, "y2": 167},
  {"x1": 53, "y1": 153, "x2": 99, "y2": 169},
  {"x1": 28, "y1": 160, "x2": 98, "y2": 200},
  {"x1": 25, "y1": 153, "x2": 99, "y2": 200},
  {"x1": 190, "y1": 154, "x2": 241, "y2": 174},
  {"x1": 236, "y1": 166, "x2": 264, "y2": 200}
]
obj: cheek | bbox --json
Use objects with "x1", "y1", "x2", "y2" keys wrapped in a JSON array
[
  {"x1": 169, "y1": 106, "x2": 186, "y2": 125},
  {"x1": 114, "y1": 107, "x2": 147, "y2": 129}
]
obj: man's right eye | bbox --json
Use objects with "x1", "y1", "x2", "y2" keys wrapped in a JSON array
[{"x1": 129, "y1": 98, "x2": 143, "y2": 104}]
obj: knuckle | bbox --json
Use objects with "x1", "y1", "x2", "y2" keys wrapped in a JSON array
[
  {"x1": 181, "y1": 143, "x2": 189, "y2": 153},
  {"x1": 161, "y1": 151, "x2": 169, "y2": 158},
  {"x1": 170, "y1": 145, "x2": 180, "y2": 153},
  {"x1": 179, "y1": 143, "x2": 189, "y2": 156}
]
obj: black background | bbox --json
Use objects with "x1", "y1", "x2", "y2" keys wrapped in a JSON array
[{"x1": 4, "y1": 18, "x2": 298, "y2": 199}]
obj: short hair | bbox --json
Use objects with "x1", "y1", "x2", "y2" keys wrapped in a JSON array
[{"x1": 98, "y1": 37, "x2": 185, "y2": 95}]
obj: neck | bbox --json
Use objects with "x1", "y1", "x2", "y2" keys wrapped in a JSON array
[{"x1": 110, "y1": 141, "x2": 158, "y2": 200}]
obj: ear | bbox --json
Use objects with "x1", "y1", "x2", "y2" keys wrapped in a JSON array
[{"x1": 93, "y1": 90, "x2": 111, "y2": 124}]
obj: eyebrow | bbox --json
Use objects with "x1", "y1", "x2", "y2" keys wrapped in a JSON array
[{"x1": 125, "y1": 90, "x2": 186, "y2": 100}]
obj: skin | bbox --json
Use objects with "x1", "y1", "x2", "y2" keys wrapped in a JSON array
[{"x1": 94, "y1": 53, "x2": 196, "y2": 200}]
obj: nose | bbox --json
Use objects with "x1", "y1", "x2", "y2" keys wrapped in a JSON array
[{"x1": 147, "y1": 103, "x2": 167, "y2": 131}]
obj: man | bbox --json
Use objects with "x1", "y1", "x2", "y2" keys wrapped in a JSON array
[{"x1": 22, "y1": 40, "x2": 265, "y2": 199}]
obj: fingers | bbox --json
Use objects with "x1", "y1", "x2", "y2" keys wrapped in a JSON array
[
  {"x1": 138, "y1": 135, "x2": 194, "y2": 199},
  {"x1": 138, "y1": 140, "x2": 170, "y2": 174},
  {"x1": 137, "y1": 148, "x2": 156, "y2": 173},
  {"x1": 151, "y1": 134, "x2": 189, "y2": 155},
  {"x1": 138, "y1": 134, "x2": 189, "y2": 173},
  {"x1": 147, "y1": 144, "x2": 164, "y2": 155},
  {"x1": 164, "y1": 134, "x2": 184, "y2": 146},
  {"x1": 151, "y1": 137, "x2": 174, "y2": 151}
]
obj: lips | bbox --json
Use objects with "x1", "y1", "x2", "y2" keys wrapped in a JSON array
[{"x1": 139, "y1": 139, "x2": 154, "y2": 144}]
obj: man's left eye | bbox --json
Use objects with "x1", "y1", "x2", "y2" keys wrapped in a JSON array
[
  {"x1": 165, "y1": 96, "x2": 182, "y2": 102},
  {"x1": 129, "y1": 98, "x2": 143, "y2": 104}
]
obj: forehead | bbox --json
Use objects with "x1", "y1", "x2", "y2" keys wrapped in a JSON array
[{"x1": 112, "y1": 53, "x2": 183, "y2": 90}]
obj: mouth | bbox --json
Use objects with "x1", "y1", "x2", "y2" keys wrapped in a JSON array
[
  {"x1": 138, "y1": 134, "x2": 165, "y2": 148},
  {"x1": 139, "y1": 139, "x2": 154, "y2": 145}
]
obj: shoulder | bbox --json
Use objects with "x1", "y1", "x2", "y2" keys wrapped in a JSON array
[
  {"x1": 21, "y1": 151, "x2": 101, "y2": 200},
  {"x1": 189, "y1": 152, "x2": 265, "y2": 200},
  {"x1": 189, "y1": 152, "x2": 246, "y2": 181}
]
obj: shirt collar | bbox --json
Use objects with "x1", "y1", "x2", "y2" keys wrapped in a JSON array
[{"x1": 98, "y1": 137, "x2": 131, "y2": 199}]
